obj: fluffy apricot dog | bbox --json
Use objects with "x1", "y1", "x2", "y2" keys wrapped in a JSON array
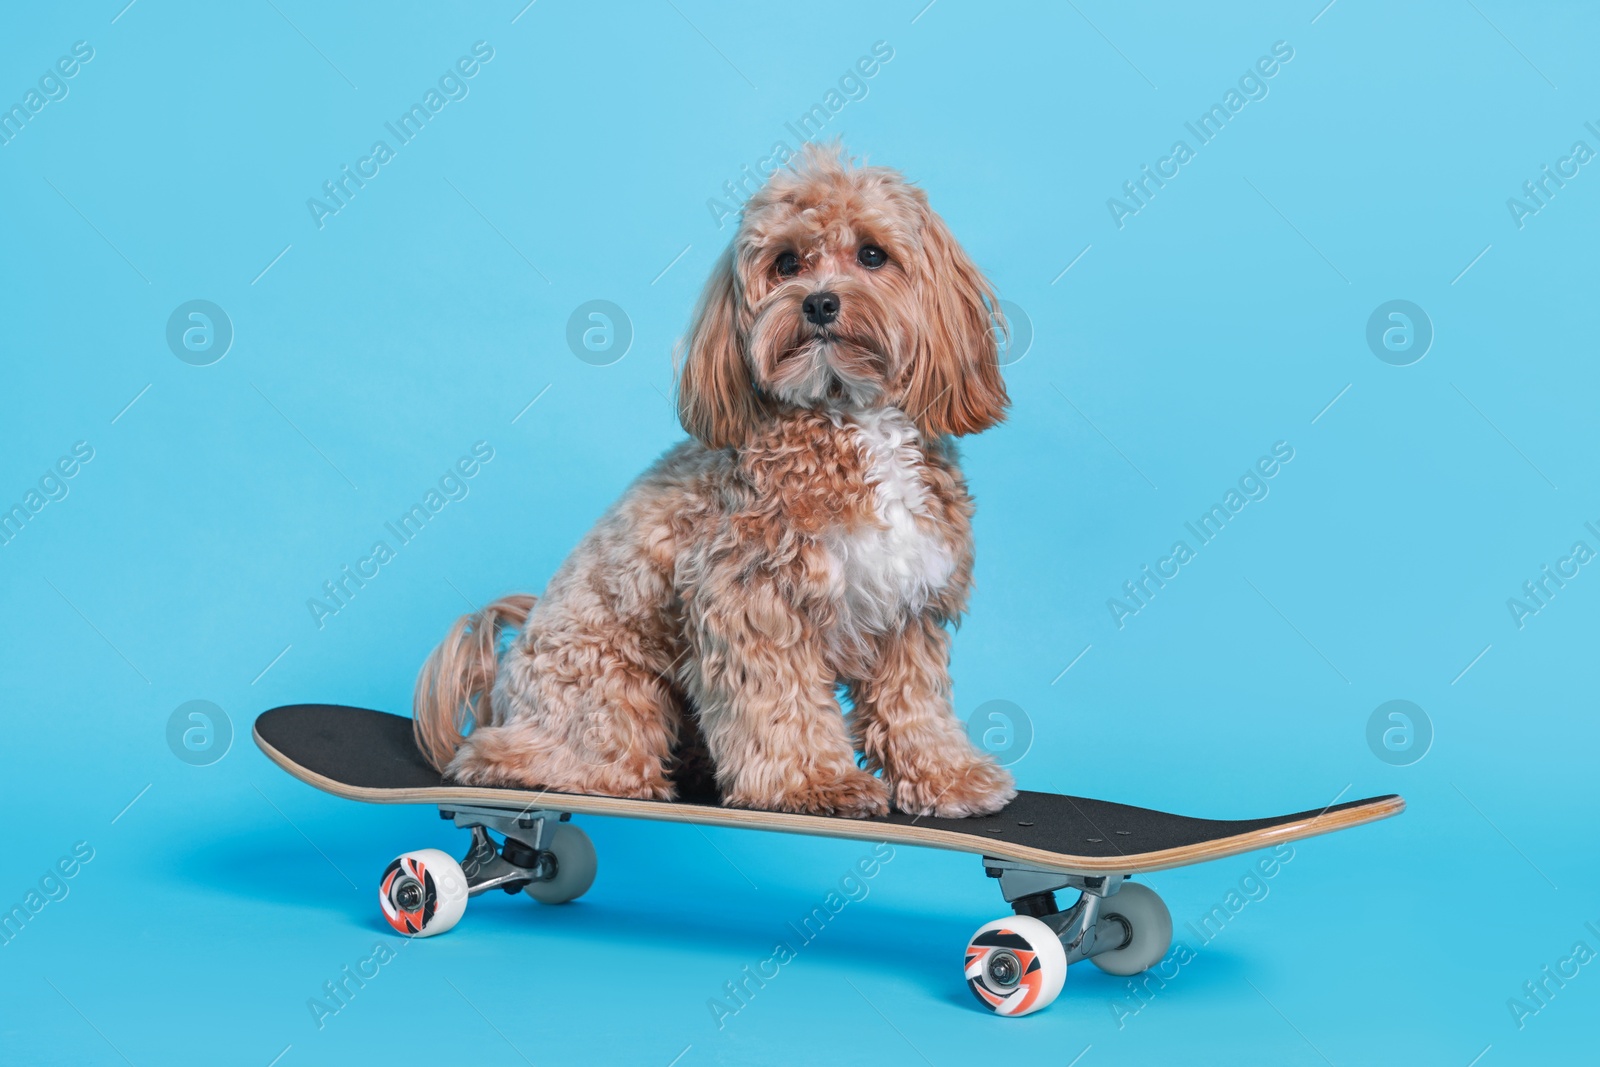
[{"x1": 414, "y1": 144, "x2": 1015, "y2": 818}]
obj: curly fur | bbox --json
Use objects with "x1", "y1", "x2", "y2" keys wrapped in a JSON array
[{"x1": 414, "y1": 144, "x2": 1014, "y2": 818}]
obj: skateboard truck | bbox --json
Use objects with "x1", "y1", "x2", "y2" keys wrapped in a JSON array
[
  {"x1": 436, "y1": 805, "x2": 588, "y2": 897},
  {"x1": 376, "y1": 804, "x2": 598, "y2": 939},
  {"x1": 983, "y1": 858, "x2": 1133, "y2": 966},
  {"x1": 964, "y1": 857, "x2": 1173, "y2": 1015}
]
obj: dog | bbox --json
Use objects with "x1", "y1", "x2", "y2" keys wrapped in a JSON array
[{"x1": 413, "y1": 144, "x2": 1015, "y2": 818}]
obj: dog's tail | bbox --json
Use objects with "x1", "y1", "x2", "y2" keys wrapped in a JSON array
[{"x1": 413, "y1": 594, "x2": 536, "y2": 772}]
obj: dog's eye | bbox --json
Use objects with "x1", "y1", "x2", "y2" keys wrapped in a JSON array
[
  {"x1": 857, "y1": 245, "x2": 888, "y2": 269},
  {"x1": 774, "y1": 252, "x2": 801, "y2": 277}
]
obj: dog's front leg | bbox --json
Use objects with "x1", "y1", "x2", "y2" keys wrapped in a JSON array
[
  {"x1": 850, "y1": 615, "x2": 1016, "y2": 818},
  {"x1": 686, "y1": 580, "x2": 889, "y2": 818}
]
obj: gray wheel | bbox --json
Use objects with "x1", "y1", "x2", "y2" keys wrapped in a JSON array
[
  {"x1": 1090, "y1": 882, "x2": 1172, "y2": 976},
  {"x1": 522, "y1": 823, "x2": 597, "y2": 904}
]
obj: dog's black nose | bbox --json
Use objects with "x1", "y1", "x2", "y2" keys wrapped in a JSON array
[{"x1": 803, "y1": 290, "x2": 840, "y2": 326}]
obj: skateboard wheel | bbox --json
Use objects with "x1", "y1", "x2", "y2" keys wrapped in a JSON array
[
  {"x1": 1090, "y1": 882, "x2": 1172, "y2": 976},
  {"x1": 380, "y1": 848, "x2": 468, "y2": 937},
  {"x1": 963, "y1": 914, "x2": 1066, "y2": 1017},
  {"x1": 522, "y1": 824, "x2": 597, "y2": 905}
]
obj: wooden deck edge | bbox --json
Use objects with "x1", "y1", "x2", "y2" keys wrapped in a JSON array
[{"x1": 254, "y1": 724, "x2": 1405, "y2": 876}]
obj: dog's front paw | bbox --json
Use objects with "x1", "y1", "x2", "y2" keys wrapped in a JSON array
[
  {"x1": 730, "y1": 767, "x2": 890, "y2": 818},
  {"x1": 891, "y1": 758, "x2": 1016, "y2": 818}
]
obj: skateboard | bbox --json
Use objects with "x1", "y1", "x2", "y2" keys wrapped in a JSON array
[{"x1": 254, "y1": 703, "x2": 1404, "y2": 1017}]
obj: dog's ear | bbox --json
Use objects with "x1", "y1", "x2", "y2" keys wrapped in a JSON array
[
  {"x1": 903, "y1": 200, "x2": 1009, "y2": 437},
  {"x1": 676, "y1": 247, "x2": 766, "y2": 449}
]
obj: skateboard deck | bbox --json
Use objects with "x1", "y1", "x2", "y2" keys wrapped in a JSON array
[
  {"x1": 254, "y1": 703, "x2": 1403, "y2": 876},
  {"x1": 256, "y1": 703, "x2": 1405, "y2": 1016}
]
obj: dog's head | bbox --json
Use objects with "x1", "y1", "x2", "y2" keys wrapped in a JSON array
[{"x1": 677, "y1": 144, "x2": 1009, "y2": 448}]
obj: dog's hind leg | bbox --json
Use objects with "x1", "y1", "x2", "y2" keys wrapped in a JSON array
[{"x1": 446, "y1": 632, "x2": 682, "y2": 801}]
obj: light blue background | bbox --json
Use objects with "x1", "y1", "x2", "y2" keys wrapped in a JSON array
[{"x1": 2, "y1": 1, "x2": 1596, "y2": 1063}]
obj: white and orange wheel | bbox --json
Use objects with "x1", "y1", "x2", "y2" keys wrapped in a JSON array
[
  {"x1": 963, "y1": 914, "x2": 1067, "y2": 1016},
  {"x1": 379, "y1": 848, "x2": 468, "y2": 937}
]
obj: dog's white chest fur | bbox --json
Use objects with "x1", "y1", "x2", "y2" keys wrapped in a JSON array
[{"x1": 826, "y1": 408, "x2": 956, "y2": 632}]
